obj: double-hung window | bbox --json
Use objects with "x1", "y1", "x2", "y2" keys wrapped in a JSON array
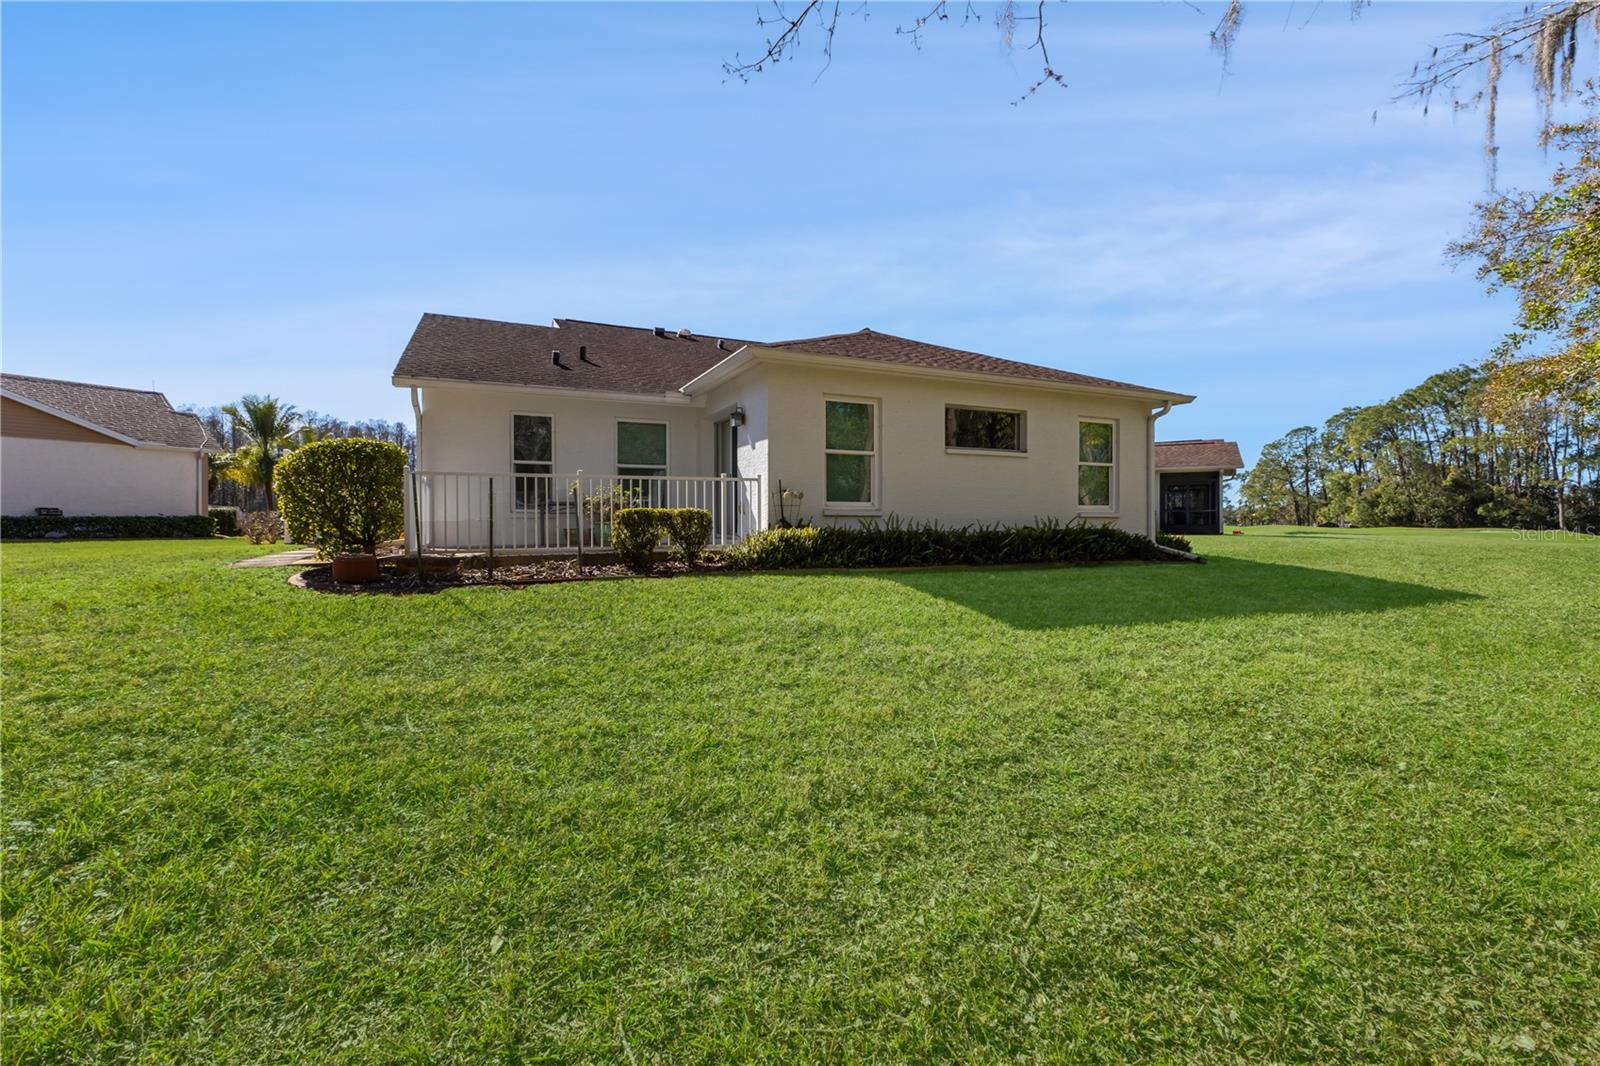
[
  {"x1": 824, "y1": 398, "x2": 877, "y2": 510},
  {"x1": 945, "y1": 406, "x2": 1025, "y2": 452},
  {"x1": 617, "y1": 421, "x2": 667, "y2": 505},
  {"x1": 513, "y1": 414, "x2": 553, "y2": 511},
  {"x1": 1077, "y1": 419, "x2": 1115, "y2": 509}
]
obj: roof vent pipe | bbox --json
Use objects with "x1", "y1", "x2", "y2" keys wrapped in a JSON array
[
  {"x1": 717, "y1": 339, "x2": 728, "y2": 352},
  {"x1": 550, "y1": 350, "x2": 562, "y2": 366},
  {"x1": 653, "y1": 326, "x2": 668, "y2": 337},
  {"x1": 578, "y1": 345, "x2": 590, "y2": 363}
]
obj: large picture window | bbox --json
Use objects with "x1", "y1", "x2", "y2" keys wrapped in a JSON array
[
  {"x1": 824, "y1": 399, "x2": 877, "y2": 508},
  {"x1": 1078, "y1": 419, "x2": 1115, "y2": 509},
  {"x1": 512, "y1": 413, "x2": 553, "y2": 511},
  {"x1": 945, "y1": 406, "x2": 1025, "y2": 452}
]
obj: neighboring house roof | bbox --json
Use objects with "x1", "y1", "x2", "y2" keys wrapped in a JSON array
[
  {"x1": 393, "y1": 314, "x2": 1189, "y2": 401},
  {"x1": 1155, "y1": 438, "x2": 1243, "y2": 471},
  {"x1": 393, "y1": 314, "x2": 756, "y2": 396},
  {"x1": 0, "y1": 373, "x2": 211, "y2": 449},
  {"x1": 766, "y1": 328, "x2": 1170, "y2": 395}
]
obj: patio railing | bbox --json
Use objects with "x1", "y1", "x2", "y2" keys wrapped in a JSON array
[{"x1": 404, "y1": 471, "x2": 763, "y2": 554}]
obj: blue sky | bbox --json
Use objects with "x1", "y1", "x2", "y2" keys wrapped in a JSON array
[{"x1": 1, "y1": 2, "x2": 1578, "y2": 462}]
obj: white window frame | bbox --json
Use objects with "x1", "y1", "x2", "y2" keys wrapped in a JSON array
[
  {"x1": 510, "y1": 411, "x2": 555, "y2": 513},
  {"x1": 1076, "y1": 417, "x2": 1118, "y2": 514},
  {"x1": 944, "y1": 404, "x2": 1028, "y2": 455},
  {"x1": 614, "y1": 418, "x2": 670, "y2": 478},
  {"x1": 823, "y1": 395, "x2": 880, "y2": 514}
]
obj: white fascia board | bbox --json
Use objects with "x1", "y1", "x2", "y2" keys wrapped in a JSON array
[
  {"x1": 677, "y1": 345, "x2": 755, "y2": 395},
  {"x1": 682, "y1": 346, "x2": 1196, "y2": 405},
  {"x1": 393, "y1": 375, "x2": 702, "y2": 406},
  {"x1": 1156, "y1": 466, "x2": 1240, "y2": 474}
]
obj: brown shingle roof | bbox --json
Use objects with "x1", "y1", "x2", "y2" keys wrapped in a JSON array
[
  {"x1": 1, "y1": 373, "x2": 210, "y2": 448},
  {"x1": 1155, "y1": 438, "x2": 1243, "y2": 470},
  {"x1": 393, "y1": 314, "x2": 1188, "y2": 400},
  {"x1": 767, "y1": 328, "x2": 1178, "y2": 395},
  {"x1": 393, "y1": 314, "x2": 756, "y2": 395}
]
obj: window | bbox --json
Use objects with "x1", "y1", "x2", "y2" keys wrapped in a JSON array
[
  {"x1": 512, "y1": 413, "x2": 552, "y2": 510},
  {"x1": 1078, "y1": 419, "x2": 1115, "y2": 509},
  {"x1": 617, "y1": 421, "x2": 667, "y2": 478},
  {"x1": 945, "y1": 406, "x2": 1025, "y2": 452},
  {"x1": 824, "y1": 399, "x2": 877, "y2": 508},
  {"x1": 617, "y1": 420, "x2": 668, "y2": 505}
]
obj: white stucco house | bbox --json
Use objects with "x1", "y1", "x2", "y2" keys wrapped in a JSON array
[
  {"x1": 1, "y1": 373, "x2": 213, "y2": 518},
  {"x1": 394, "y1": 314, "x2": 1197, "y2": 551}
]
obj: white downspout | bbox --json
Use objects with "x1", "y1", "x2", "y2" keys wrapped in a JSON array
[
  {"x1": 1146, "y1": 402, "x2": 1173, "y2": 538},
  {"x1": 409, "y1": 386, "x2": 424, "y2": 468}
]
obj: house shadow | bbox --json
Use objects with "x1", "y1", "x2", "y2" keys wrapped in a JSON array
[{"x1": 859, "y1": 556, "x2": 1479, "y2": 631}]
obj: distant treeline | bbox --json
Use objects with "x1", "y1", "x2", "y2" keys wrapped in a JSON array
[
  {"x1": 184, "y1": 404, "x2": 415, "y2": 511},
  {"x1": 1232, "y1": 361, "x2": 1598, "y2": 532}
]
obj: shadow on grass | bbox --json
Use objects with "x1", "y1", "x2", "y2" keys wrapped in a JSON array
[{"x1": 872, "y1": 556, "x2": 1478, "y2": 630}]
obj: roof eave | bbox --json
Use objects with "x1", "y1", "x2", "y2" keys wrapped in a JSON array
[
  {"x1": 393, "y1": 374, "x2": 701, "y2": 406},
  {"x1": 711, "y1": 346, "x2": 1195, "y2": 404}
]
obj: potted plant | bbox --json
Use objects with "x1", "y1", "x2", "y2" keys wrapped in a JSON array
[
  {"x1": 275, "y1": 438, "x2": 407, "y2": 583},
  {"x1": 578, "y1": 483, "x2": 641, "y2": 546}
]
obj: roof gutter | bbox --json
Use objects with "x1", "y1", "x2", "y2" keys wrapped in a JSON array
[
  {"x1": 392, "y1": 375, "x2": 700, "y2": 406},
  {"x1": 410, "y1": 386, "x2": 424, "y2": 469}
]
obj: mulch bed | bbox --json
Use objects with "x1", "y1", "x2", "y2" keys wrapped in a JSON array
[{"x1": 290, "y1": 556, "x2": 733, "y2": 594}]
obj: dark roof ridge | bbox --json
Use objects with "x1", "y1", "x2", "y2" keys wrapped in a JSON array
[{"x1": 2, "y1": 371, "x2": 169, "y2": 399}]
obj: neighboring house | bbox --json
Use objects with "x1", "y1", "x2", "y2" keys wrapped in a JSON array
[
  {"x1": 393, "y1": 314, "x2": 1196, "y2": 550},
  {"x1": 1154, "y1": 438, "x2": 1243, "y2": 536},
  {"x1": 1, "y1": 373, "x2": 213, "y2": 517}
]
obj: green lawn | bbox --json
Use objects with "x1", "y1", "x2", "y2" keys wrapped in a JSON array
[{"x1": 3, "y1": 528, "x2": 1597, "y2": 1062}]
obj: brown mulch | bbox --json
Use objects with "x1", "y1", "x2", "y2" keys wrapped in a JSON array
[{"x1": 290, "y1": 555, "x2": 733, "y2": 594}]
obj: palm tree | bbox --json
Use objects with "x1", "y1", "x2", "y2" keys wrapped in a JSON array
[{"x1": 221, "y1": 395, "x2": 301, "y2": 508}]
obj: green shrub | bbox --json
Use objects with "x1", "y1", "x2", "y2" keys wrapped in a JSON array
[
  {"x1": 664, "y1": 508, "x2": 713, "y2": 565},
  {"x1": 274, "y1": 438, "x2": 407, "y2": 558},
  {"x1": 1155, "y1": 532, "x2": 1193, "y2": 553},
  {"x1": 610, "y1": 507, "x2": 715, "y2": 568},
  {"x1": 209, "y1": 506, "x2": 240, "y2": 536},
  {"x1": 611, "y1": 508, "x2": 666, "y2": 570},
  {"x1": 724, "y1": 516, "x2": 1166, "y2": 571},
  {"x1": 0, "y1": 514, "x2": 216, "y2": 540}
]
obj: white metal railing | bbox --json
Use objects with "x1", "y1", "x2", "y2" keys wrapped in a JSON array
[{"x1": 404, "y1": 471, "x2": 762, "y2": 553}]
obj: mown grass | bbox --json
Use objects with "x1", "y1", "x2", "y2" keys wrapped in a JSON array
[{"x1": 2, "y1": 528, "x2": 1597, "y2": 1062}]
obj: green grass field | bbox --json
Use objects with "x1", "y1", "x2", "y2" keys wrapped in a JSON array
[{"x1": 3, "y1": 528, "x2": 1597, "y2": 1062}]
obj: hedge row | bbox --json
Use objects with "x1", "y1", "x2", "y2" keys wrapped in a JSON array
[
  {"x1": 613, "y1": 507, "x2": 714, "y2": 569},
  {"x1": 1, "y1": 514, "x2": 217, "y2": 540},
  {"x1": 1155, "y1": 531, "x2": 1193, "y2": 553},
  {"x1": 724, "y1": 517, "x2": 1169, "y2": 570},
  {"x1": 209, "y1": 507, "x2": 240, "y2": 536}
]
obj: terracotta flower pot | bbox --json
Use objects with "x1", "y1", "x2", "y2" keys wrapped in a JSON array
[{"x1": 331, "y1": 553, "x2": 380, "y2": 584}]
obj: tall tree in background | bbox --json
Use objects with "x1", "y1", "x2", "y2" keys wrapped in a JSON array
[
  {"x1": 220, "y1": 395, "x2": 301, "y2": 510},
  {"x1": 1451, "y1": 96, "x2": 1600, "y2": 527},
  {"x1": 726, "y1": 1, "x2": 1598, "y2": 159}
]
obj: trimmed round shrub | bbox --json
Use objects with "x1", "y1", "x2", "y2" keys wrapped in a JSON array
[
  {"x1": 665, "y1": 508, "x2": 713, "y2": 565},
  {"x1": 611, "y1": 508, "x2": 664, "y2": 570},
  {"x1": 274, "y1": 438, "x2": 407, "y2": 558}
]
